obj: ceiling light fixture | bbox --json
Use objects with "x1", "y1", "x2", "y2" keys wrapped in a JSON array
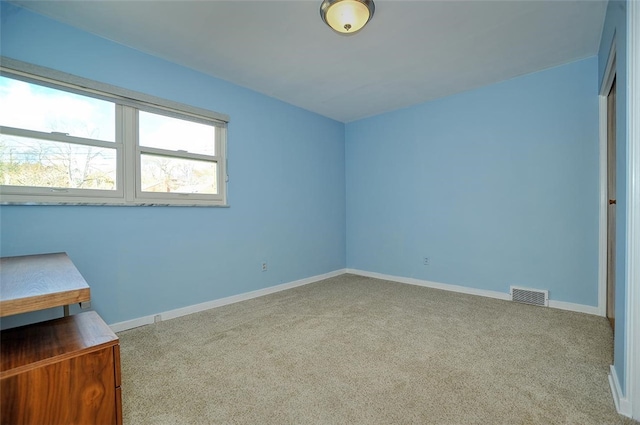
[{"x1": 320, "y1": 0, "x2": 375, "y2": 35}]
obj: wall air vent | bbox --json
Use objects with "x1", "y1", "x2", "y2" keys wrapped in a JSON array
[{"x1": 510, "y1": 286, "x2": 549, "y2": 307}]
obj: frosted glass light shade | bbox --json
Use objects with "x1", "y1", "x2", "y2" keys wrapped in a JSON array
[{"x1": 320, "y1": 0, "x2": 375, "y2": 35}]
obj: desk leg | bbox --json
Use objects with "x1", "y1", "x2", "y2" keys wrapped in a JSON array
[{"x1": 63, "y1": 305, "x2": 70, "y2": 317}]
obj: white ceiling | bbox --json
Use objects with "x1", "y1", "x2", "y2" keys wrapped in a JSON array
[{"x1": 11, "y1": 0, "x2": 607, "y2": 123}]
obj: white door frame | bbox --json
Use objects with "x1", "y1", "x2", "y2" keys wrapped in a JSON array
[
  {"x1": 600, "y1": 1, "x2": 640, "y2": 418},
  {"x1": 626, "y1": 0, "x2": 639, "y2": 419},
  {"x1": 599, "y1": 32, "x2": 630, "y2": 415},
  {"x1": 598, "y1": 39, "x2": 616, "y2": 318}
]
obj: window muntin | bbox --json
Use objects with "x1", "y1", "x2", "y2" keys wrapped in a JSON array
[{"x1": 0, "y1": 60, "x2": 228, "y2": 206}]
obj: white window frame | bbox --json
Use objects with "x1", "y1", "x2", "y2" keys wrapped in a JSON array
[{"x1": 0, "y1": 57, "x2": 229, "y2": 207}]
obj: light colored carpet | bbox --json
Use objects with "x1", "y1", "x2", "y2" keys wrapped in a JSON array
[{"x1": 118, "y1": 274, "x2": 635, "y2": 424}]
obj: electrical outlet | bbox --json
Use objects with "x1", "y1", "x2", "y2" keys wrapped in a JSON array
[
  {"x1": 423, "y1": 257, "x2": 430, "y2": 266},
  {"x1": 262, "y1": 262, "x2": 268, "y2": 271}
]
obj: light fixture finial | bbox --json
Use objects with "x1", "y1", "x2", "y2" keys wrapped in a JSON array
[{"x1": 320, "y1": 0, "x2": 375, "y2": 35}]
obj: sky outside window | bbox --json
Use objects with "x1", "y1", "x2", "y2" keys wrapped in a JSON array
[{"x1": 0, "y1": 76, "x2": 115, "y2": 141}]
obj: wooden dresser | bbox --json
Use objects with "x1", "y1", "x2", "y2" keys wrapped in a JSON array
[{"x1": 0, "y1": 253, "x2": 122, "y2": 425}]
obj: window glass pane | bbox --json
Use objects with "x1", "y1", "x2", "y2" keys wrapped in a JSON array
[
  {"x1": 0, "y1": 76, "x2": 115, "y2": 142},
  {"x1": 141, "y1": 154, "x2": 217, "y2": 194},
  {"x1": 139, "y1": 111, "x2": 215, "y2": 156},
  {"x1": 0, "y1": 134, "x2": 116, "y2": 190}
]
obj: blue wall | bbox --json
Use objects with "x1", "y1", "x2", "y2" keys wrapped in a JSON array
[
  {"x1": 598, "y1": 0, "x2": 628, "y2": 395},
  {"x1": 0, "y1": 2, "x2": 607, "y2": 341},
  {"x1": 346, "y1": 57, "x2": 600, "y2": 306},
  {"x1": 0, "y1": 3, "x2": 346, "y2": 327}
]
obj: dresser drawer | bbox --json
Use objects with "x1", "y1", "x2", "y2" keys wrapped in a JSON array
[{"x1": 1, "y1": 312, "x2": 122, "y2": 425}]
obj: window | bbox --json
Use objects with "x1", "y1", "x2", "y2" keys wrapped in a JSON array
[{"x1": 0, "y1": 58, "x2": 228, "y2": 206}]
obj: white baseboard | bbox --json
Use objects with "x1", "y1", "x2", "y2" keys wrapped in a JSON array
[
  {"x1": 609, "y1": 365, "x2": 631, "y2": 417},
  {"x1": 110, "y1": 315, "x2": 156, "y2": 332},
  {"x1": 110, "y1": 267, "x2": 601, "y2": 333},
  {"x1": 109, "y1": 268, "x2": 347, "y2": 333},
  {"x1": 346, "y1": 269, "x2": 510, "y2": 301},
  {"x1": 346, "y1": 269, "x2": 600, "y2": 316},
  {"x1": 548, "y1": 299, "x2": 600, "y2": 316}
]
